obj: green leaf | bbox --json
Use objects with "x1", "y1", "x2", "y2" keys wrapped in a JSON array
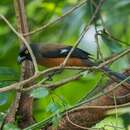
[
  {"x1": 115, "y1": 0, "x2": 130, "y2": 8},
  {"x1": 0, "y1": 81, "x2": 15, "y2": 88},
  {"x1": 0, "y1": 6, "x2": 8, "y2": 15},
  {"x1": 46, "y1": 103, "x2": 59, "y2": 113},
  {"x1": 0, "y1": 67, "x2": 16, "y2": 76},
  {"x1": 0, "y1": 93, "x2": 8, "y2": 105},
  {"x1": 94, "y1": 115, "x2": 125, "y2": 130},
  {"x1": 3, "y1": 123, "x2": 20, "y2": 130},
  {"x1": 0, "y1": 67, "x2": 18, "y2": 80},
  {"x1": 0, "y1": 112, "x2": 5, "y2": 122},
  {"x1": 52, "y1": 111, "x2": 61, "y2": 128},
  {"x1": 101, "y1": 32, "x2": 122, "y2": 53},
  {"x1": 31, "y1": 87, "x2": 49, "y2": 99}
]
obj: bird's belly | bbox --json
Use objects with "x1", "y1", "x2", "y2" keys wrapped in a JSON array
[{"x1": 38, "y1": 58, "x2": 85, "y2": 67}]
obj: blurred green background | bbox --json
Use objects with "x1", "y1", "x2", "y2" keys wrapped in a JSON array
[{"x1": 0, "y1": 0, "x2": 130, "y2": 129}]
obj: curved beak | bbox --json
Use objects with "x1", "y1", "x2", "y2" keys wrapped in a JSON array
[{"x1": 17, "y1": 56, "x2": 26, "y2": 64}]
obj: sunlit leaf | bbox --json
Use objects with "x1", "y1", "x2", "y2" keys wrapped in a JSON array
[
  {"x1": 31, "y1": 87, "x2": 49, "y2": 99},
  {"x1": 0, "y1": 6, "x2": 8, "y2": 15},
  {"x1": 94, "y1": 115, "x2": 125, "y2": 130},
  {"x1": 46, "y1": 103, "x2": 60, "y2": 113},
  {"x1": 3, "y1": 123, "x2": 20, "y2": 130},
  {"x1": 0, "y1": 67, "x2": 18, "y2": 81},
  {"x1": 0, "y1": 93, "x2": 8, "y2": 105},
  {"x1": 0, "y1": 112, "x2": 5, "y2": 127},
  {"x1": 42, "y1": 3, "x2": 55, "y2": 11},
  {"x1": 52, "y1": 111, "x2": 61, "y2": 128}
]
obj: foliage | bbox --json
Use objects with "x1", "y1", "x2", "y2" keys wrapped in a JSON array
[{"x1": 0, "y1": 0, "x2": 130, "y2": 129}]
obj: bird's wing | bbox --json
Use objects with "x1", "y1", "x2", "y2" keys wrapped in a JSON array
[{"x1": 39, "y1": 44, "x2": 92, "y2": 59}]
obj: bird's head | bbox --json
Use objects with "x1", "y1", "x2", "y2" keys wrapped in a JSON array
[{"x1": 17, "y1": 46, "x2": 32, "y2": 64}]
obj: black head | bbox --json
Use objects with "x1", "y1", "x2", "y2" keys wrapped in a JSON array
[{"x1": 17, "y1": 46, "x2": 32, "y2": 64}]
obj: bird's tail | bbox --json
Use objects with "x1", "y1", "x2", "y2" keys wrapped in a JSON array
[
  {"x1": 83, "y1": 59, "x2": 130, "y2": 84},
  {"x1": 101, "y1": 66, "x2": 130, "y2": 84}
]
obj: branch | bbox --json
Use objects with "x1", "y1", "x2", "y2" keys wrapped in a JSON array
[
  {"x1": 56, "y1": 85, "x2": 130, "y2": 130},
  {"x1": 0, "y1": 48, "x2": 129, "y2": 93},
  {"x1": 97, "y1": 48, "x2": 130, "y2": 69},
  {"x1": 0, "y1": 40, "x2": 130, "y2": 93},
  {"x1": 22, "y1": 72, "x2": 82, "y2": 91},
  {"x1": 23, "y1": 0, "x2": 89, "y2": 36},
  {"x1": 71, "y1": 75, "x2": 130, "y2": 110},
  {"x1": 24, "y1": 68, "x2": 130, "y2": 130},
  {"x1": 62, "y1": 0, "x2": 106, "y2": 67},
  {"x1": 13, "y1": 0, "x2": 34, "y2": 128},
  {"x1": 0, "y1": 15, "x2": 39, "y2": 73},
  {"x1": 0, "y1": 66, "x2": 84, "y2": 93}
]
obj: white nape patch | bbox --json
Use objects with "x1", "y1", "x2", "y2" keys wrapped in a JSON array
[{"x1": 60, "y1": 49, "x2": 68, "y2": 54}]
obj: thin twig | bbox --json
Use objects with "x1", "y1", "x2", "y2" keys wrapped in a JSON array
[
  {"x1": 23, "y1": 75, "x2": 130, "y2": 130},
  {"x1": 97, "y1": 48, "x2": 130, "y2": 69},
  {"x1": 91, "y1": 0, "x2": 104, "y2": 60},
  {"x1": 23, "y1": 0, "x2": 89, "y2": 36},
  {"x1": 66, "y1": 112, "x2": 101, "y2": 130},
  {"x1": 0, "y1": 66, "x2": 85, "y2": 93},
  {"x1": 22, "y1": 72, "x2": 82, "y2": 91},
  {"x1": 70, "y1": 76, "x2": 130, "y2": 112},
  {"x1": 97, "y1": 30, "x2": 130, "y2": 46},
  {"x1": 0, "y1": 15, "x2": 39, "y2": 73},
  {"x1": 62, "y1": 0, "x2": 106, "y2": 67},
  {"x1": 113, "y1": 94, "x2": 118, "y2": 129},
  {"x1": 1, "y1": 43, "x2": 130, "y2": 93},
  {"x1": 70, "y1": 102, "x2": 130, "y2": 111}
]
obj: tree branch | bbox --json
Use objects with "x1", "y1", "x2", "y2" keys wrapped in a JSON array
[
  {"x1": 0, "y1": 15, "x2": 39, "y2": 73},
  {"x1": 23, "y1": 0, "x2": 89, "y2": 36},
  {"x1": 62, "y1": 0, "x2": 106, "y2": 67}
]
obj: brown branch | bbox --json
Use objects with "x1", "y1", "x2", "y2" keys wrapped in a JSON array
[
  {"x1": 0, "y1": 14, "x2": 38, "y2": 128},
  {"x1": 0, "y1": 60, "x2": 127, "y2": 93},
  {"x1": 0, "y1": 42, "x2": 130, "y2": 93},
  {"x1": 66, "y1": 112, "x2": 98, "y2": 130},
  {"x1": 1, "y1": 0, "x2": 35, "y2": 128},
  {"x1": 22, "y1": 72, "x2": 82, "y2": 91},
  {"x1": 1, "y1": 1, "x2": 32, "y2": 125},
  {"x1": 13, "y1": 0, "x2": 34, "y2": 128},
  {"x1": 0, "y1": 66, "x2": 83, "y2": 93},
  {"x1": 71, "y1": 102, "x2": 130, "y2": 111}
]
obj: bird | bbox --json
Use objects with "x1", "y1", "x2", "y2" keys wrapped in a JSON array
[{"x1": 17, "y1": 43, "x2": 130, "y2": 83}]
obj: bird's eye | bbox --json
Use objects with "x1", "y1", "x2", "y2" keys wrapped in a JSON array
[{"x1": 25, "y1": 50, "x2": 29, "y2": 54}]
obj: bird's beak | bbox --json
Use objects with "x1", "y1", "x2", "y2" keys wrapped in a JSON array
[{"x1": 17, "y1": 56, "x2": 26, "y2": 64}]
